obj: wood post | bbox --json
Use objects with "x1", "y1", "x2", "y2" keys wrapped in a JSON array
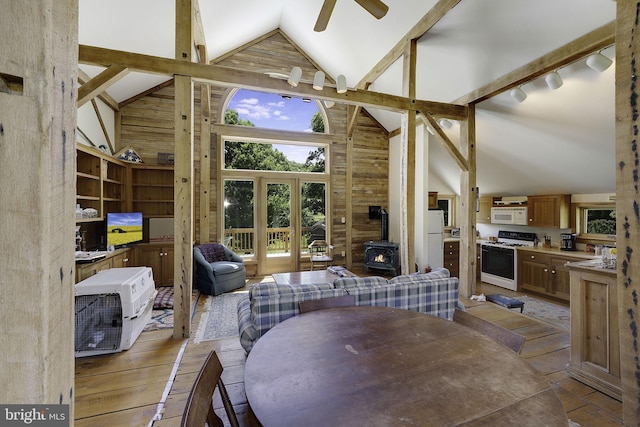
[
  {"x1": 173, "y1": 0, "x2": 194, "y2": 339},
  {"x1": 615, "y1": 1, "x2": 640, "y2": 424},
  {"x1": 458, "y1": 104, "x2": 477, "y2": 298}
]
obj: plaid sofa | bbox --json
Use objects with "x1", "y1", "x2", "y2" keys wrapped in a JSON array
[{"x1": 237, "y1": 268, "x2": 460, "y2": 353}]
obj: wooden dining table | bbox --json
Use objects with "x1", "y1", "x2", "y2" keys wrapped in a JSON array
[{"x1": 244, "y1": 305, "x2": 568, "y2": 427}]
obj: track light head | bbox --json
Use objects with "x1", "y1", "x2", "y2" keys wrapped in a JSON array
[
  {"x1": 510, "y1": 87, "x2": 527, "y2": 103},
  {"x1": 586, "y1": 52, "x2": 613, "y2": 72},
  {"x1": 313, "y1": 71, "x2": 325, "y2": 90},
  {"x1": 336, "y1": 75, "x2": 347, "y2": 94},
  {"x1": 545, "y1": 71, "x2": 563, "y2": 90},
  {"x1": 287, "y1": 67, "x2": 302, "y2": 87}
]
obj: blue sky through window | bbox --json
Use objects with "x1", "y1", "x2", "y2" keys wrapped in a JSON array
[{"x1": 227, "y1": 89, "x2": 322, "y2": 163}]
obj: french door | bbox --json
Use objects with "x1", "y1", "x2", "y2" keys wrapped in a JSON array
[{"x1": 259, "y1": 178, "x2": 298, "y2": 275}]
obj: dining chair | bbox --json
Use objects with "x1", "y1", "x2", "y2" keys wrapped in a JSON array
[
  {"x1": 308, "y1": 240, "x2": 334, "y2": 270},
  {"x1": 453, "y1": 308, "x2": 526, "y2": 354},
  {"x1": 299, "y1": 295, "x2": 356, "y2": 313},
  {"x1": 181, "y1": 350, "x2": 240, "y2": 427}
]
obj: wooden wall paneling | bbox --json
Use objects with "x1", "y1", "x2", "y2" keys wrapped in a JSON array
[{"x1": 615, "y1": 1, "x2": 640, "y2": 424}]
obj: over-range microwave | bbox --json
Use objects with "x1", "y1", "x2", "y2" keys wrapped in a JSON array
[{"x1": 490, "y1": 207, "x2": 528, "y2": 225}]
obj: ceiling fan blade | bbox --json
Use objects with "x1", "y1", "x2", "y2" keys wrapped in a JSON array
[
  {"x1": 314, "y1": 0, "x2": 337, "y2": 32},
  {"x1": 354, "y1": 0, "x2": 389, "y2": 19}
]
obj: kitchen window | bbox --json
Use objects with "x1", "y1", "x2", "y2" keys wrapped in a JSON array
[
  {"x1": 437, "y1": 195, "x2": 455, "y2": 228},
  {"x1": 577, "y1": 205, "x2": 616, "y2": 241}
]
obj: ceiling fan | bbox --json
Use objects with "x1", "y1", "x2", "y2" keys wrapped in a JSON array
[{"x1": 314, "y1": 0, "x2": 389, "y2": 32}]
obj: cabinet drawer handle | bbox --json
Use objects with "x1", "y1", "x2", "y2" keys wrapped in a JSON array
[
  {"x1": 531, "y1": 255, "x2": 535, "y2": 259},
  {"x1": 551, "y1": 270, "x2": 556, "y2": 274},
  {"x1": 544, "y1": 268, "x2": 548, "y2": 272},
  {"x1": 123, "y1": 258, "x2": 129, "y2": 262}
]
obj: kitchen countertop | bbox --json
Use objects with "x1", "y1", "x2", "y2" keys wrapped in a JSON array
[
  {"x1": 477, "y1": 239, "x2": 599, "y2": 260},
  {"x1": 565, "y1": 259, "x2": 617, "y2": 275}
]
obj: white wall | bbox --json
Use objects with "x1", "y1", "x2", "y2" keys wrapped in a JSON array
[{"x1": 76, "y1": 97, "x2": 116, "y2": 153}]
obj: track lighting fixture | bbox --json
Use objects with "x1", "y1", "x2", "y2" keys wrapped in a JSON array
[
  {"x1": 545, "y1": 71, "x2": 563, "y2": 90},
  {"x1": 313, "y1": 71, "x2": 325, "y2": 90},
  {"x1": 287, "y1": 66, "x2": 302, "y2": 87},
  {"x1": 438, "y1": 119, "x2": 452, "y2": 129},
  {"x1": 510, "y1": 87, "x2": 527, "y2": 103},
  {"x1": 336, "y1": 75, "x2": 347, "y2": 94},
  {"x1": 586, "y1": 52, "x2": 613, "y2": 72}
]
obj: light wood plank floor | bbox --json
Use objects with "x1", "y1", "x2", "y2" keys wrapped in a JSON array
[{"x1": 74, "y1": 279, "x2": 624, "y2": 427}]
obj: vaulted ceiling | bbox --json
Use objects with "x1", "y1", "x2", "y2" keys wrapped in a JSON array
[{"x1": 78, "y1": 0, "x2": 617, "y2": 196}]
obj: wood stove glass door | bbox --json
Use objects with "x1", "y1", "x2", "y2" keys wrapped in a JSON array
[{"x1": 259, "y1": 178, "x2": 298, "y2": 275}]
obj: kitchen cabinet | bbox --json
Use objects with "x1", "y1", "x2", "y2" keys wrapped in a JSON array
[
  {"x1": 477, "y1": 196, "x2": 493, "y2": 224},
  {"x1": 566, "y1": 261, "x2": 620, "y2": 401},
  {"x1": 527, "y1": 194, "x2": 570, "y2": 228},
  {"x1": 75, "y1": 247, "x2": 133, "y2": 283},
  {"x1": 428, "y1": 192, "x2": 438, "y2": 209},
  {"x1": 136, "y1": 243, "x2": 174, "y2": 286},
  {"x1": 443, "y1": 240, "x2": 459, "y2": 277},
  {"x1": 517, "y1": 249, "x2": 581, "y2": 302}
]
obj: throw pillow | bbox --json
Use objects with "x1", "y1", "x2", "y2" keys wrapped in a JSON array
[{"x1": 198, "y1": 243, "x2": 226, "y2": 263}]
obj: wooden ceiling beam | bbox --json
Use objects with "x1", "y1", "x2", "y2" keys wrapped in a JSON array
[
  {"x1": 419, "y1": 112, "x2": 468, "y2": 172},
  {"x1": 77, "y1": 69, "x2": 119, "y2": 111},
  {"x1": 357, "y1": 0, "x2": 462, "y2": 89},
  {"x1": 454, "y1": 20, "x2": 615, "y2": 105},
  {"x1": 77, "y1": 65, "x2": 128, "y2": 107},
  {"x1": 79, "y1": 44, "x2": 467, "y2": 119}
]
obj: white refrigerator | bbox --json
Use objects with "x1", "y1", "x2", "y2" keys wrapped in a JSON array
[{"x1": 427, "y1": 210, "x2": 444, "y2": 270}]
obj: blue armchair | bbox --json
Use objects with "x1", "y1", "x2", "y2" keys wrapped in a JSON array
[{"x1": 193, "y1": 243, "x2": 246, "y2": 296}]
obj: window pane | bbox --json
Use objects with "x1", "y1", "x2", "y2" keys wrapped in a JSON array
[
  {"x1": 224, "y1": 140, "x2": 325, "y2": 173},
  {"x1": 266, "y1": 183, "x2": 291, "y2": 256},
  {"x1": 301, "y1": 182, "x2": 327, "y2": 253},
  {"x1": 585, "y1": 208, "x2": 616, "y2": 235},
  {"x1": 223, "y1": 180, "x2": 254, "y2": 255},
  {"x1": 437, "y1": 199, "x2": 450, "y2": 227}
]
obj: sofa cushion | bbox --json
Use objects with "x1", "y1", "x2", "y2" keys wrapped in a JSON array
[
  {"x1": 333, "y1": 276, "x2": 389, "y2": 289},
  {"x1": 211, "y1": 261, "x2": 244, "y2": 276},
  {"x1": 250, "y1": 287, "x2": 346, "y2": 338},
  {"x1": 249, "y1": 282, "x2": 334, "y2": 298},
  {"x1": 197, "y1": 243, "x2": 226, "y2": 263},
  {"x1": 349, "y1": 276, "x2": 459, "y2": 320},
  {"x1": 389, "y1": 267, "x2": 451, "y2": 285}
]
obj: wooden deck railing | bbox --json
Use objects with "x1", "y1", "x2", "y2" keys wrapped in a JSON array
[{"x1": 224, "y1": 227, "x2": 311, "y2": 255}]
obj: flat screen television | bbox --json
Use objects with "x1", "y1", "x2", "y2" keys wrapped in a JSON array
[{"x1": 106, "y1": 212, "x2": 143, "y2": 249}]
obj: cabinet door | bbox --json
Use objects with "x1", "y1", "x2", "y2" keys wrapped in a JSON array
[
  {"x1": 518, "y1": 251, "x2": 549, "y2": 294},
  {"x1": 161, "y1": 247, "x2": 174, "y2": 286},
  {"x1": 111, "y1": 249, "x2": 132, "y2": 269},
  {"x1": 137, "y1": 245, "x2": 165, "y2": 286},
  {"x1": 527, "y1": 195, "x2": 570, "y2": 228},
  {"x1": 477, "y1": 197, "x2": 492, "y2": 224},
  {"x1": 76, "y1": 258, "x2": 112, "y2": 283},
  {"x1": 549, "y1": 256, "x2": 577, "y2": 302}
]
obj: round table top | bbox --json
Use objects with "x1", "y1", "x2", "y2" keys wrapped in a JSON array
[{"x1": 244, "y1": 305, "x2": 568, "y2": 427}]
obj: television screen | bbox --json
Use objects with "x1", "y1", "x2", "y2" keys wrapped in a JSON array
[{"x1": 106, "y1": 212, "x2": 143, "y2": 248}]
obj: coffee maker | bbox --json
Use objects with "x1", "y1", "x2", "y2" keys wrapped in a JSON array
[{"x1": 560, "y1": 233, "x2": 577, "y2": 251}]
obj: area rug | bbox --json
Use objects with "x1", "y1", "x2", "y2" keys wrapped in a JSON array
[
  {"x1": 519, "y1": 296, "x2": 570, "y2": 330},
  {"x1": 144, "y1": 308, "x2": 174, "y2": 332},
  {"x1": 194, "y1": 291, "x2": 246, "y2": 343}
]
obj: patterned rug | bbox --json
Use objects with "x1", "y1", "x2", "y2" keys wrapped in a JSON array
[
  {"x1": 144, "y1": 286, "x2": 175, "y2": 332},
  {"x1": 194, "y1": 291, "x2": 247, "y2": 343},
  {"x1": 519, "y1": 296, "x2": 570, "y2": 330}
]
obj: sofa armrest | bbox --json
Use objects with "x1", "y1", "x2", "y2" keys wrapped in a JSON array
[
  {"x1": 224, "y1": 246, "x2": 243, "y2": 263},
  {"x1": 237, "y1": 295, "x2": 257, "y2": 353}
]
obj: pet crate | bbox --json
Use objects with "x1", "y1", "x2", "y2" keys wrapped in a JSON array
[{"x1": 75, "y1": 267, "x2": 156, "y2": 357}]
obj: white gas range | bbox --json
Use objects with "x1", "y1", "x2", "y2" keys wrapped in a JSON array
[{"x1": 480, "y1": 230, "x2": 538, "y2": 291}]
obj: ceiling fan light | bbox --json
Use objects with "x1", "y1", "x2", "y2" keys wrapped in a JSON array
[
  {"x1": 313, "y1": 71, "x2": 325, "y2": 90},
  {"x1": 545, "y1": 71, "x2": 563, "y2": 90},
  {"x1": 336, "y1": 75, "x2": 347, "y2": 93},
  {"x1": 586, "y1": 52, "x2": 613, "y2": 72},
  {"x1": 287, "y1": 66, "x2": 302, "y2": 87},
  {"x1": 510, "y1": 87, "x2": 527, "y2": 103}
]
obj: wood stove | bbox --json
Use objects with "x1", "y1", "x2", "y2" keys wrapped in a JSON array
[{"x1": 364, "y1": 241, "x2": 399, "y2": 276}]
